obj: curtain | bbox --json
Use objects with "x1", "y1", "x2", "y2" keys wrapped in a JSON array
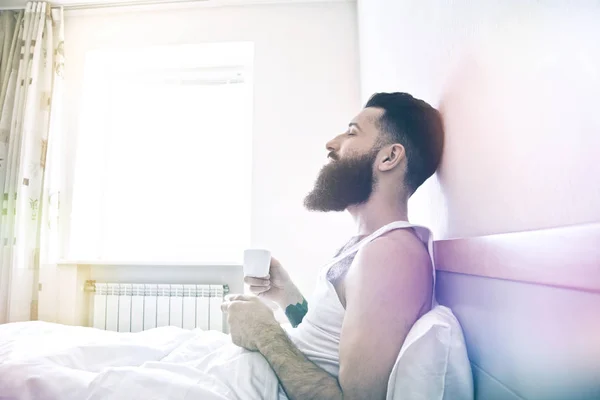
[{"x1": 0, "y1": 2, "x2": 64, "y2": 324}]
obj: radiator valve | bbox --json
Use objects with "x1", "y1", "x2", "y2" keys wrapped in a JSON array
[{"x1": 84, "y1": 280, "x2": 96, "y2": 293}]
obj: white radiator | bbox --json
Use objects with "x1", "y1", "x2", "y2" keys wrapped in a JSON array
[{"x1": 89, "y1": 283, "x2": 229, "y2": 333}]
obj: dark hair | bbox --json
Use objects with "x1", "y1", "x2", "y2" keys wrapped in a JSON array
[{"x1": 365, "y1": 92, "x2": 444, "y2": 194}]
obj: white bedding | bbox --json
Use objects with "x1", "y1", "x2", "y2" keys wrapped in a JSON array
[{"x1": 0, "y1": 321, "x2": 281, "y2": 400}]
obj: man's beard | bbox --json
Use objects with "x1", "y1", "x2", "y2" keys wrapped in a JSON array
[{"x1": 304, "y1": 150, "x2": 378, "y2": 212}]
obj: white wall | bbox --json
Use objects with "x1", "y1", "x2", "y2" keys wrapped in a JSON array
[
  {"x1": 358, "y1": 0, "x2": 600, "y2": 240},
  {"x1": 63, "y1": 2, "x2": 359, "y2": 297}
]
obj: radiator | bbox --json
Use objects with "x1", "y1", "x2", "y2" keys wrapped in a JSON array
[{"x1": 88, "y1": 282, "x2": 229, "y2": 333}]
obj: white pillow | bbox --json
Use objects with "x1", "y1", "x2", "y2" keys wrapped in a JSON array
[{"x1": 386, "y1": 305, "x2": 474, "y2": 400}]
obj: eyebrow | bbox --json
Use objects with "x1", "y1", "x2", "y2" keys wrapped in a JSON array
[{"x1": 348, "y1": 122, "x2": 362, "y2": 131}]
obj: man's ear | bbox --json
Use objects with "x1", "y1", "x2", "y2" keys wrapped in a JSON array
[{"x1": 377, "y1": 144, "x2": 405, "y2": 172}]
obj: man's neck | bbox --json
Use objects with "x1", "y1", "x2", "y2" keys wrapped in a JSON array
[{"x1": 347, "y1": 193, "x2": 409, "y2": 236}]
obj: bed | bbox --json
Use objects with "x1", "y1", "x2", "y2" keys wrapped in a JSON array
[
  {"x1": 1, "y1": 223, "x2": 599, "y2": 399},
  {"x1": 435, "y1": 222, "x2": 600, "y2": 400},
  {"x1": 0, "y1": 321, "x2": 281, "y2": 399}
]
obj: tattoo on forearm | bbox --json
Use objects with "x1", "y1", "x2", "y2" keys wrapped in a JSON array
[{"x1": 285, "y1": 298, "x2": 308, "y2": 327}]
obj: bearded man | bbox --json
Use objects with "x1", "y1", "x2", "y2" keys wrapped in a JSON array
[{"x1": 222, "y1": 92, "x2": 444, "y2": 400}]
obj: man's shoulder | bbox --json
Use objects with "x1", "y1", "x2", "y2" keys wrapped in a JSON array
[
  {"x1": 351, "y1": 227, "x2": 432, "y2": 281},
  {"x1": 344, "y1": 227, "x2": 434, "y2": 311},
  {"x1": 367, "y1": 227, "x2": 430, "y2": 261}
]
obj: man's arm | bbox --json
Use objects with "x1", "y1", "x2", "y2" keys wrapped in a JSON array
[
  {"x1": 256, "y1": 230, "x2": 432, "y2": 400},
  {"x1": 258, "y1": 324, "x2": 342, "y2": 400},
  {"x1": 337, "y1": 230, "x2": 433, "y2": 399},
  {"x1": 223, "y1": 294, "x2": 341, "y2": 399},
  {"x1": 244, "y1": 257, "x2": 309, "y2": 327}
]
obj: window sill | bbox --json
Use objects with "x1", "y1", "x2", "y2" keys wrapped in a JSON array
[{"x1": 57, "y1": 260, "x2": 242, "y2": 267}]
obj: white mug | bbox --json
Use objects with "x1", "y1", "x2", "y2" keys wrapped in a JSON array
[{"x1": 243, "y1": 249, "x2": 271, "y2": 278}]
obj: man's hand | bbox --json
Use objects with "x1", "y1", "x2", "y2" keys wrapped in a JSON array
[
  {"x1": 244, "y1": 257, "x2": 304, "y2": 309},
  {"x1": 221, "y1": 294, "x2": 281, "y2": 351},
  {"x1": 221, "y1": 294, "x2": 341, "y2": 400}
]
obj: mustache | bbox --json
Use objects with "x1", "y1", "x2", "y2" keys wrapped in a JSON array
[{"x1": 327, "y1": 151, "x2": 340, "y2": 161}]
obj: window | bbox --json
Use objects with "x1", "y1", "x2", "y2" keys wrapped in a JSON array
[{"x1": 69, "y1": 43, "x2": 254, "y2": 263}]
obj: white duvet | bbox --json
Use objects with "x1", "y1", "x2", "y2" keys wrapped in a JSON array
[{"x1": 0, "y1": 321, "x2": 281, "y2": 400}]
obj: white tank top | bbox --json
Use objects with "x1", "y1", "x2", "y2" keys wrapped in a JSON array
[{"x1": 284, "y1": 221, "x2": 436, "y2": 379}]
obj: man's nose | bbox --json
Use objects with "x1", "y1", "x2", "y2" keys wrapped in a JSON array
[{"x1": 326, "y1": 135, "x2": 342, "y2": 152}]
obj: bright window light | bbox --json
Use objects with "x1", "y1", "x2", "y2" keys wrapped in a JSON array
[{"x1": 69, "y1": 43, "x2": 254, "y2": 264}]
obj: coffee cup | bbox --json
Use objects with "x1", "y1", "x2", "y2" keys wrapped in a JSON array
[{"x1": 243, "y1": 249, "x2": 271, "y2": 278}]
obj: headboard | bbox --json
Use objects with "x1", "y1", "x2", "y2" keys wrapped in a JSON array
[{"x1": 434, "y1": 223, "x2": 600, "y2": 400}]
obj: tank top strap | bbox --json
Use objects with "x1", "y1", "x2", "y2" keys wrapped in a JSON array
[
  {"x1": 321, "y1": 221, "x2": 416, "y2": 270},
  {"x1": 320, "y1": 220, "x2": 436, "y2": 305}
]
